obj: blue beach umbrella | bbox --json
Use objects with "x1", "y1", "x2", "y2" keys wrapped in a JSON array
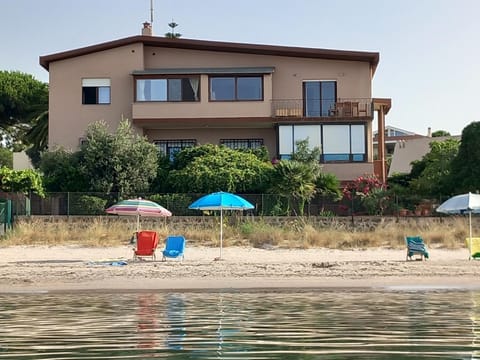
[{"x1": 189, "y1": 192, "x2": 254, "y2": 260}]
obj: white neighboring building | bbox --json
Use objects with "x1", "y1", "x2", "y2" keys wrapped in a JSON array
[
  {"x1": 388, "y1": 135, "x2": 460, "y2": 177},
  {"x1": 373, "y1": 125, "x2": 426, "y2": 159},
  {"x1": 13, "y1": 152, "x2": 33, "y2": 170},
  {"x1": 373, "y1": 125, "x2": 417, "y2": 138}
]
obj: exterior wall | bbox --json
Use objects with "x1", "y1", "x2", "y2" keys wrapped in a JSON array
[
  {"x1": 137, "y1": 46, "x2": 371, "y2": 120},
  {"x1": 46, "y1": 39, "x2": 378, "y2": 181},
  {"x1": 143, "y1": 46, "x2": 371, "y2": 99},
  {"x1": 323, "y1": 162, "x2": 374, "y2": 182},
  {"x1": 145, "y1": 128, "x2": 277, "y2": 156},
  {"x1": 132, "y1": 73, "x2": 273, "y2": 119},
  {"x1": 48, "y1": 43, "x2": 145, "y2": 150},
  {"x1": 137, "y1": 46, "x2": 372, "y2": 163}
]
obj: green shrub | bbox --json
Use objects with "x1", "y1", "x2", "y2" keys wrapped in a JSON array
[
  {"x1": 70, "y1": 195, "x2": 107, "y2": 215},
  {"x1": 239, "y1": 222, "x2": 255, "y2": 236},
  {"x1": 148, "y1": 193, "x2": 193, "y2": 215}
]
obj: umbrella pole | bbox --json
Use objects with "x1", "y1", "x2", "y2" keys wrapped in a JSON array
[
  {"x1": 220, "y1": 208, "x2": 223, "y2": 260},
  {"x1": 470, "y1": 211, "x2": 473, "y2": 260},
  {"x1": 137, "y1": 214, "x2": 140, "y2": 233}
]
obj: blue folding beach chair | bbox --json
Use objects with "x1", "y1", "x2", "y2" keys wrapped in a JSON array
[
  {"x1": 405, "y1": 236, "x2": 429, "y2": 261},
  {"x1": 162, "y1": 235, "x2": 186, "y2": 261}
]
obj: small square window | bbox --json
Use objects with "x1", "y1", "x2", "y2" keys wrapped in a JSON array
[{"x1": 82, "y1": 78, "x2": 111, "y2": 104}]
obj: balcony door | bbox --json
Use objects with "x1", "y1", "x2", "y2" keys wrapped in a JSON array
[{"x1": 303, "y1": 81, "x2": 336, "y2": 117}]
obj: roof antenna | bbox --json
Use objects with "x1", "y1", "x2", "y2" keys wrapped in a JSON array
[{"x1": 150, "y1": 0, "x2": 154, "y2": 25}]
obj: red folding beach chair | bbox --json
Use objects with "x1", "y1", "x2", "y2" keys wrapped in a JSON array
[{"x1": 133, "y1": 230, "x2": 159, "y2": 261}]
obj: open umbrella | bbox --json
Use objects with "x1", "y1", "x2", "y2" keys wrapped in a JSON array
[
  {"x1": 188, "y1": 191, "x2": 254, "y2": 260},
  {"x1": 105, "y1": 198, "x2": 172, "y2": 232},
  {"x1": 436, "y1": 192, "x2": 480, "y2": 259}
]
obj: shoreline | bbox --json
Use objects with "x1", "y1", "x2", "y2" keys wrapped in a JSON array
[
  {"x1": 1, "y1": 245, "x2": 479, "y2": 293},
  {"x1": 4, "y1": 277, "x2": 480, "y2": 294}
]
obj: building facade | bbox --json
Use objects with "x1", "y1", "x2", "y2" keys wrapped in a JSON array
[{"x1": 40, "y1": 23, "x2": 391, "y2": 182}]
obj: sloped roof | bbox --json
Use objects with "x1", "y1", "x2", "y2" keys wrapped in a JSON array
[
  {"x1": 373, "y1": 125, "x2": 417, "y2": 137},
  {"x1": 388, "y1": 136, "x2": 461, "y2": 177},
  {"x1": 39, "y1": 35, "x2": 380, "y2": 72}
]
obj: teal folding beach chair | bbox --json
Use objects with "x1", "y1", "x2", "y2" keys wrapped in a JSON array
[
  {"x1": 405, "y1": 236, "x2": 429, "y2": 261},
  {"x1": 162, "y1": 235, "x2": 186, "y2": 261}
]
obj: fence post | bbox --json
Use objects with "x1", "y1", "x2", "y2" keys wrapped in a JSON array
[
  {"x1": 350, "y1": 190, "x2": 355, "y2": 228},
  {"x1": 26, "y1": 191, "x2": 31, "y2": 216}
]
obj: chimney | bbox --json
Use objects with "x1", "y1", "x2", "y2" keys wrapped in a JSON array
[
  {"x1": 142, "y1": 22, "x2": 152, "y2": 36},
  {"x1": 427, "y1": 127, "x2": 432, "y2": 137}
]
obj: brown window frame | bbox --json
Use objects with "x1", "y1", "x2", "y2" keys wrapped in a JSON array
[
  {"x1": 134, "y1": 75, "x2": 201, "y2": 102},
  {"x1": 209, "y1": 75, "x2": 264, "y2": 102}
]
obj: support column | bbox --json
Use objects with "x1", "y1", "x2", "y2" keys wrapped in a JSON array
[
  {"x1": 377, "y1": 105, "x2": 386, "y2": 183},
  {"x1": 372, "y1": 98, "x2": 391, "y2": 185}
]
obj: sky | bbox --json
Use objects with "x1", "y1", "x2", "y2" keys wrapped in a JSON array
[{"x1": 1, "y1": 0, "x2": 479, "y2": 136}]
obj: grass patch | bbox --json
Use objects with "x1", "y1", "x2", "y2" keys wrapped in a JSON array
[{"x1": 0, "y1": 216, "x2": 472, "y2": 249}]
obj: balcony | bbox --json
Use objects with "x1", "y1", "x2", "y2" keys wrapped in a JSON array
[
  {"x1": 272, "y1": 98, "x2": 373, "y2": 119},
  {"x1": 132, "y1": 100, "x2": 272, "y2": 120}
]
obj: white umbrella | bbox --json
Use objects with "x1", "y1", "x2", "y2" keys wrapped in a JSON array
[{"x1": 436, "y1": 192, "x2": 480, "y2": 259}]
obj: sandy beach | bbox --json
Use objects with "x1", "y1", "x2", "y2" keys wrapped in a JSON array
[{"x1": 1, "y1": 245, "x2": 480, "y2": 293}]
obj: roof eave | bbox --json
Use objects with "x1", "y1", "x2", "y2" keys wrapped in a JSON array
[{"x1": 39, "y1": 35, "x2": 380, "y2": 72}]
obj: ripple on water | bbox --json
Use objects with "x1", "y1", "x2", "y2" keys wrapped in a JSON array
[{"x1": 1, "y1": 290, "x2": 480, "y2": 359}]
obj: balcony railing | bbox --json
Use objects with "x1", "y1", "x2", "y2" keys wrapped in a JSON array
[{"x1": 272, "y1": 98, "x2": 373, "y2": 119}]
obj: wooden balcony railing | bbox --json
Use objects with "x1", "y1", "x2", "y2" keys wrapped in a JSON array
[{"x1": 272, "y1": 98, "x2": 373, "y2": 118}]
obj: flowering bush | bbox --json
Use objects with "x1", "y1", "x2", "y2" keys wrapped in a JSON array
[
  {"x1": 342, "y1": 175, "x2": 388, "y2": 215},
  {"x1": 342, "y1": 175, "x2": 385, "y2": 200}
]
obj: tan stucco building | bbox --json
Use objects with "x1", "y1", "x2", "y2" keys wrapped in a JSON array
[{"x1": 40, "y1": 23, "x2": 390, "y2": 182}]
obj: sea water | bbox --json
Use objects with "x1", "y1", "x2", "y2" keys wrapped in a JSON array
[{"x1": 1, "y1": 289, "x2": 480, "y2": 359}]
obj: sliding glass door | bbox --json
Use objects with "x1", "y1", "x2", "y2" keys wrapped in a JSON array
[{"x1": 304, "y1": 81, "x2": 336, "y2": 117}]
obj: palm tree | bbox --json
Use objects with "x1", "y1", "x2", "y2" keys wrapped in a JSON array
[
  {"x1": 24, "y1": 110, "x2": 48, "y2": 167},
  {"x1": 270, "y1": 160, "x2": 319, "y2": 216}
]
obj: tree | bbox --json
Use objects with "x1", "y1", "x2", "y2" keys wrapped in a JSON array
[
  {"x1": 432, "y1": 130, "x2": 450, "y2": 137},
  {"x1": 168, "y1": 144, "x2": 272, "y2": 193},
  {"x1": 24, "y1": 109, "x2": 48, "y2": 167},
  {"x1": 0, "y1": 147, "x2": 12, "y2": 168},
  {"x1": 148, "y1": 152, "x2": 173, "y2": 193},
  {"x1": 39, "y1": 148, "x2": 88, "y2": 192},
  {"x1": 449, "y1": 121, "x2": 480, "y2": 193},
  {"x1": 293, "y1": 138, "x2": 342, "y2": 201},
  {"x1": 165, "y1": 21, "x2": 182, "y2": 38},
  {"x1": 269, "y1": 160, "x2": 318, "y2": 215},
  {"x1": 81, "y1": 118, "x2": 158, "y2": 196},
  {"x1": 291, "y1": 139, "x2": 321, "y2": 163},
  {"x1": 316, "y1": 172, "x2": 342, "y2": 200},
  {"x1": 236, "y1": 146, "x2": 270, "y2": 162},
  {"x1": 0, "y1": 71, "x2": 48, "y2": 147},
  {"x1": 269, "y1": 139, "x2": 322, "y2": 216},
  {"x1": 387, "y1": 173, "x2": 420, "y2": 212},
  {"x1": 0, "y1": 166, "x2": 44, "y2": 196},
  {"x1": 410, "y1": 138, "x2": 460, "y2": 196}
]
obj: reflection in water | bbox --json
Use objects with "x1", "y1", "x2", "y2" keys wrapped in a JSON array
[
  {"x1": 136, "y1": 293, "x2": 158, "y2": 350},
  {"x1": 472, "y1": 293, "x2": 480, "y2": 360},
  {"x1": 165, "y1": 294, "x2": 186, "y2": 350},
  {"x1": 1, "y1": 290, "x2": 480, "y2": 359}
]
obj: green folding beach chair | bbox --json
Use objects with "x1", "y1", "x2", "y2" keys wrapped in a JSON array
[{"x1": 405, "y1": 236, "x2": 429, "y2": 261}]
